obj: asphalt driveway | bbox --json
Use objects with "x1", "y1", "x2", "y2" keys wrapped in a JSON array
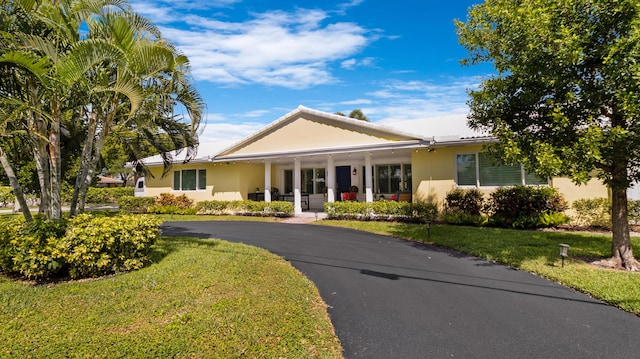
[{"x1": 161, "y1": 221, "x2": 640, "y2": 358}]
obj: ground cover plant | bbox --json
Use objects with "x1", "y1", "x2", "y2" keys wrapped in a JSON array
[
  {"x1": 0, "y1": 236, "x2": 342, "y2": 358},
  {"x1": 318, "y1": 220, "x2": 640, "y2": 315}
]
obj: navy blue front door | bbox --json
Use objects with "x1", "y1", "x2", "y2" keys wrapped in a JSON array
[{"x1": 336, "y1": 166, "x2": 351, "y2": 200}]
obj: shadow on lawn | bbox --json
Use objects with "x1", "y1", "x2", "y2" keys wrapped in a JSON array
[
  {"x1": 151, "y1": 235, "x2": 221, "y2": 264},
  {"x1": 386, "y1": 223, "x2": 614, "y2": 269}
]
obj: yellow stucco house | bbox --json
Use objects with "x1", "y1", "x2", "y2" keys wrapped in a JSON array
[{"x1": 137, "y1": 105, "x2": 608, "y2": 215}]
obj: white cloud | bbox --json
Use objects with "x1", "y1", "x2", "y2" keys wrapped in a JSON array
[
  {"x1": 340, "y1": 99, "x2": 372, "y2": 105},
  {"x1": 132, "y1": 4, "x2": 372, "y2": 88},
  {"x1": 341, "y1": 57, "x2": 375, "y2": 70},
  {"x1": 198, "y1": 121, "x2": 261, "y2": 143}
]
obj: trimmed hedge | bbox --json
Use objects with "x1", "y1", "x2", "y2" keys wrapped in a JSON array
[
  {"x1": 118, "y1": 196, "x2": 156, "y2": 214},
  {"x1": 196, "y1": 200, "x2": 294, "y2": 217},
  {"x1": 0, "y1": 214, "x2": 161, "y2": 280},
  {"x1": 61, "y1": 187, "x2": 134, "y2": 204},
  {"x1": 324, "y1": 201, "x2": 437, "y2": 222},
  {"x1": 59, "y1": 214, "x2": 161, "y2": 278}
]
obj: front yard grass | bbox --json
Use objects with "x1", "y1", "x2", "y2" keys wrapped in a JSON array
[
  {"x1": 319, "y1": 220, "x2": 640, "y2": 315},
  {"x1": 0, "y1": 236, "x2": 342, "y2": 358}
]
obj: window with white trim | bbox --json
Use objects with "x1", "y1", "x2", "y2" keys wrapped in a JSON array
[
  {"x1": 456, "y1": 153, "x2": 547, "y2": 187},
  {"x1": 173, "y1": 169, "x2": 206, "y2": 191},
  {"x1": 371, "y1": 163, "x2": 412, "y2": 193},
  {"x1": 284, "y1": 168, "x2": 326, "y2": 194}
]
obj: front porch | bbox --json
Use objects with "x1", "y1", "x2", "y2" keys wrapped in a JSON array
[{"x1": 244, "y1": 149, "x2": 414, "y2": 215}]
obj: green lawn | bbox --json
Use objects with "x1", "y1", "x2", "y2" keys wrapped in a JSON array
[
  {"x1": 0, "y1": 236, "x2": 342, "y2": 358},
  {"x1": 318, "y1": 220, "x2": 640, "y2": 315}
]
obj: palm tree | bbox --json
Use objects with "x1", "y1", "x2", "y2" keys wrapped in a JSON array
[
  {"x1": 0, "y1": 0, "x2": 203, "y2": 220},
  {"x1": 70, "y1": 9, "x2": 204, "y2": 214}
]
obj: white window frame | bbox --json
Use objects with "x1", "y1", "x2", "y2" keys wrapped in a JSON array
[
  {"x1": 455, "y1": 152, "x2": 548, "y2": 188},
  {"x1": 173, "y1": 169, "x2": 206, "y2": 191}
]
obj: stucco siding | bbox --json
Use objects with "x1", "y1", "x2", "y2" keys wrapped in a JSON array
[
  {"x1": 411, "y1": 144, "x2": 610, "y2": 211},
  {"x1": 551, "y1": 177, "x2": 609, "y2": 205},
  {"x1": 231, "y1": 118, "x2": 399, "y2": 156}
]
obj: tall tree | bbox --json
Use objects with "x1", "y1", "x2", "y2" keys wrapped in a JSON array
[
  {"x1": 0, "y1": 0, "x2": 202, "y2": 220},
  {"x1": 335, "y1": 109, "x2": 369, "y2": 121},
  {"x1": 456, "y1": 0, "x2": 640, "y2": 270}
]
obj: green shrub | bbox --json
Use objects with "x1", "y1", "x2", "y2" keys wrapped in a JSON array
[
  {"x1": 486, "y1": 186, "x2": 568, "y2": 229},
  {"x1": 94, "y1": 187, "x2": 134, "y2": 203},
  {"x1": 443, "y1": 210, "x2": 486, "y2": 226},
  {"x1": 196, "y1": 200, "x2": 231, "y2": 214},
  {"x1": 4, "y1": 217, "x2": 68, "y2": 279},
  {"x1": 443, "y1": 188, "x2": 486, "y2": 226},
  {"x1": 0, "y1": 186, "x2": 13, "y2": 207},
  {"x1": 148, "y1": 204, "x2": 198, "y2": 215},
  {"x1": 0, "y1": 219, "x2": 18, "y2": 270},
  {"x1": 61, "y1": 187, "x2": 135, "y2": 204},
  {"x1": 0, "y1": 214, "x2": 161, "y2": 280},
  {"x1": 324, "y1": 201, "x2": 436, "y2": 222},
  {"x1": 412, "y1": 202, "x2": 439, "y2": 222},
  {"x1": 324, "y1": 202, "x2": 369, "y2": 219},
  {"x1": 571, "y1": 198, "x2": 611, "y2": 228},
  {"x1": 118, "y1": 196, "x2": 156, "y2": 214},
  {"x1": 264, "y1": 201, "x2": 295, "y2": 217},
  {"x1": 156, "y1": 193, "x2": 194, "y2": 209},
  {"x1": 195, "y1": 200, "x2": 294, "y2": 217},
  {"x1": 444, "y1": 188, "x2": 484, "y2": 215},
  {"x1": 571, "y1": 198, "x2": 640, "y2": 228},
  {"x1": 628, "y1": 200, "x2": 640, "y2": 225},
  {"x1": 58, "y1": 214, "x2": 161, "y2": 279}
]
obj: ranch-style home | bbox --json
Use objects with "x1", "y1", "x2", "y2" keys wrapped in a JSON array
[{"x1": 136, "y1": 105, "x2": 608, "y2": 215}]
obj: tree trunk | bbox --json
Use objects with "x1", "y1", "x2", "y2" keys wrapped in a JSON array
[
  {"x1": 70, "y1": 110, "x2": 97, "y2": 216},
  {"x1": 0, "y1": 149, "x2": 32, "y2": 222},
  {"x1": 610, "y1": 186, "x2": 640, "y2": 271},
  {"x1": 33, "y1": 145, "x2": 50, "y2": 216},
  {"x1": 48, "y1": 100, "x2": 62, "y2": 220},
  {"x1": 76, "y1": 98, "x2": 116, "y2": 213}
]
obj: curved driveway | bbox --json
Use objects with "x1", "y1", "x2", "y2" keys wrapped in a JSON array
[{"x1": 161, "y1": 221, "x2": 640, "y2": 358}]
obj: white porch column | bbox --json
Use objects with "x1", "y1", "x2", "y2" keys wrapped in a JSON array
[
  {"x1": 365, "y1": 152, "x2": 373, "y2": 202},
  {"x1": 294, "y1": 158, "x2": 303, "y2": 214},
  {"x1": 264, "y1": 160, "x2": 272, "y2": 203},
  {"x1": 327, "y1": 156, "x2": 335, "y2": 202}
]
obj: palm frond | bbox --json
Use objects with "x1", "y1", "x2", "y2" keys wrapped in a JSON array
[{"x1": 56, "y1": 38, "x2": 124, "y2": 85}]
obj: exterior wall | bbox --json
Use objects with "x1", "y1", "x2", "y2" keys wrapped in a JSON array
[
  {"x1": 412, "y1": 144, "x2": 490, "y2": 207},
  {"x1": 550, "y1": 177, "x2": 609, "y2": 205},
  {"x1": 411, "y1": 144, "x2": 610, "y2": 210},
  {"x1": 144, "y1": 164, "x2": 215, "y2": 202},
  {"x1": 143, "y1": 162, "x2": 272, "y2": 202},
  {"x1": 231, "y1": 118, "x2": 395, "y2": 156},
  {"x1": 239, "y1": 163, "x2": 268, "y2": 198}
]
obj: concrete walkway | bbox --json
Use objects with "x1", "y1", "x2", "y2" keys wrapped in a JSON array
[
  {"x1": 163, "y1": 221, "x2": 640, "y2": 358},
  {"x1": 280, "y1": 211, "x2": 327, "y2": 224}
]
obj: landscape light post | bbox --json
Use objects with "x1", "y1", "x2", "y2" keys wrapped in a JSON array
[{"x1": 559, "y1": 244, "x2": 570, "y2": 268}]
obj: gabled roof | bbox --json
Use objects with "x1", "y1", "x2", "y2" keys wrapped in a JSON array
[
  {"x1": 214, "y1": 105, "x2": 430, "y2": 161},
  {"x1": 137, "y1": 106, "x2": 494, "y2": 166}
]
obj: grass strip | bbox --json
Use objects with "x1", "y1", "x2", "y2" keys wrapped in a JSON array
[
  {"x1": 0, "y1": 236, "x2": 342, "y2": 358},
  {"x1": 318, "y1": 220, "x2": 640, "y2": 315}
]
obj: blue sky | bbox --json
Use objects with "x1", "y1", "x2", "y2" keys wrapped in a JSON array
[{"x1": 130, "y1": 0, "x2": 491, "y2": 143}]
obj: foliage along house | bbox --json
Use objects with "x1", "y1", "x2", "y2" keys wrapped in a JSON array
[{"x1": 137, "y1": 105, "x2": 608, "y2": 214}]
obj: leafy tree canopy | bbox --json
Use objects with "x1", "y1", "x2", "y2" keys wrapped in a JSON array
[{"x1": 456, "y1": 0, "x2": 640, "y2": 270}]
